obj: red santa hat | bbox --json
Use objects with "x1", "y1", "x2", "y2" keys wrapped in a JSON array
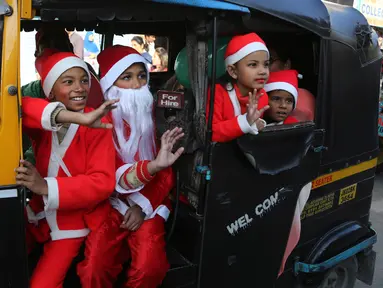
[
  {"x1": 225, "y1": 32, "x2": 269, "y2": 67},
  {"x1": 37, "y1": 51, "x2": 90, "y2": 97},
  {"x1": 98, "y1": 45, "x2": 148, "y2": 93},
  {"x1": 264, "y1": 70, "x2": 300, "y2": 109}
]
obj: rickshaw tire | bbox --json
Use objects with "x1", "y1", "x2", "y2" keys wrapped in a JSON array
[{"x1": 299, "y1": 256, "x2": 358, "y2": 288}]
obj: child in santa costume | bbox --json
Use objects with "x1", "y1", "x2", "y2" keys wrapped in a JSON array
[
  {"x1": 206, "y1": 32, "x2": 270, "y2": 143},
  {"x1": 77, "y1": 45, "x2": 184, "y2": 288},
  {"x1": 15, "y1": 51, "x2": 118, "y2": 288},
  {"x1": 263, "y1": 70, "x2": 312, "y2": 276},
  {"x1": 263, "y1": 70, "x2": 299, "y2": 126}
]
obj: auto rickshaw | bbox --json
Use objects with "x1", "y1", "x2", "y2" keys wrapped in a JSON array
[{"x1": 0, "y1": 0, "x2": 381, "y2": 287}]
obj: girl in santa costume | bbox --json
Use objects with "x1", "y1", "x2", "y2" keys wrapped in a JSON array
[
  {"x1": 206, "y1": 32, "x2": 270, "y2": 143},
  {"x1": 15, "y1": 51, "x2": 118, "y2": 288},
  {"x1": 263, "y1": 70, "x2": 300, "y2": 125},
  {"x1": 77, "y1": 45, "x2": 184, "y2": 288}
]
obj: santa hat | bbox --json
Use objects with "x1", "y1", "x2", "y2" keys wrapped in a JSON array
[
  {"x1": 264, "y1": 70, "x2": 300, "y2": 109},
  {"x1": 98, "y1": 45, "x2": 148, "y2": 93},
  {"x1": 37, "y1": 51, "x2": 90, "y2": 97},
  {"x1": 35, "y1": 48, "x2": 60, "y2": 76},
  {"x1": 225, "y1": 33, "x2": 269, "y2": 67}
]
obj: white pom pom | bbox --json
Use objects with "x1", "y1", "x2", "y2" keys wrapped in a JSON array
[{"x1": 298, "y1": 74, "x2": 303, "y2": 79}]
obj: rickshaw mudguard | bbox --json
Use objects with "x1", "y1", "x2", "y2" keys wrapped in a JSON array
[
  {"x1": 294, "y1": 222, "x2": 376, "y2": 276},
  {"x1": 197, "y1": 125, "x2": 324, "y2": 288}
]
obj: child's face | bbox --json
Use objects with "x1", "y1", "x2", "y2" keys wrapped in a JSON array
[
  {"x1": 114, "y1": 63, "x2": 147, "y2": 89},
  {"x1": 50, "y1": 67, "x2": 90, "y2": 112},
  {"x1": 228, "y1": 51, "x2": 270, "y2": 92},
  {"x1": 267, "y1": 90, "x2": 294, "y2": 123}
]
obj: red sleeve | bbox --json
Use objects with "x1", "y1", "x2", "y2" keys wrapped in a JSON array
[
  {"x1": 284, "y1": 116, "x2": 298, "y2": 124},
  {"x1": 22, "y1": 97, "x2": 65, "y2": 131},
  {"x1": 127, "y1": 166, "x2": 175, "y2": 216},
  {"x1": 206, "y1": 85, "x2": 251, "y2": 143},
  {"x1": 22, "y1": 97, "x2": 65, "y2": 140},
  {"x1": 51, "y1": 121, "x2": 116, "y2": 210}
]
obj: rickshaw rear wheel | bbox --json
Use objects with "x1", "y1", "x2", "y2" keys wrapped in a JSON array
[{"x1": 317, "y1": 257, "x2": 358, "y2": 288}]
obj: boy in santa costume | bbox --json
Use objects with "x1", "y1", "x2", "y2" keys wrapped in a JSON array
[
  {"x1": 263, "y1": 69, "x2": 300, "y2": 125},
  {"x1": 15, "y1": 51, "x2": 118, "y2": 288},
  {"x1": 77, "y1": 45, "x2": 184, "y2": 288},
  {"x1": 263, "y1": 70, "x2": 312, "y2": 276},
  {"x1": 206, "y1": 32, "x2": 270, "y2": 143}
]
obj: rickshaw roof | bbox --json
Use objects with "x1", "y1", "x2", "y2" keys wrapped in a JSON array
[
  {"x1": 149, "y1": 0, "x2": 250, "y2": 13},
  {"x1": 223, "y1": 0, "x2": 373, "y2": 41},
  {"x1": 223, "y1": 0, "x2": 331, "y2": 36}
]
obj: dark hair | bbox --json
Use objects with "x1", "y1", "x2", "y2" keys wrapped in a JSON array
[
  {"x1": 216, "y1": 72, "x2": 235, "y2": 91},
  {"x1": 132, "y1": 36, "x2": 144, "y2": 46},
  {"x1": 35, "y1": 26, "x2": 73, "y2": 57},
  {"x1": 264, "y1": 36, "x2": 295, "y2": 65}
]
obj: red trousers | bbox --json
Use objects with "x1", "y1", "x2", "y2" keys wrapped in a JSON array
[
  {"x1": 26, "y1": 219, "x2": 88, "y2": 288},
  {"x1": 77, "y1": 208, "x2": 169, "y2": 288}
]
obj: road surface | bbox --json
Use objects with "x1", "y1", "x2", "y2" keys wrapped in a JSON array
[{"x1": 355, "y1": 174, "x2": 383, "y2": 288}]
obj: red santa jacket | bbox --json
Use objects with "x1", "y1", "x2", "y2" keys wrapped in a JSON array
[
  {"x1": 22, "y1": 97, "x2": 116, "y2": 241},
  {"x1": 206, "y1": 83, "x2": 269, "y2": 143},
  {"x1": 107, "y1": 114, "x2": 174, "y2": 221}
]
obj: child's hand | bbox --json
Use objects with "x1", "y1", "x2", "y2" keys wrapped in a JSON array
[
  {"x1": 120, "y1": 205, "x2": 145, "y2": 231},
  {"x1": 147, "y1": 127, "x2": 185, "y2": 175},
  {"x1": 255, "y1": 118, "x2": 266, "y2": 131},
  {"x1": 15, "y1": 160, "x2": 48, "y2": 196},
  {"x1": 56, "y1": 99, "x2": 119, "y2": 129},
  {"x1": 246, "y1": 89, "x2": 269, "y2": 126},
  {"x1": 77, "y1": 99, "x2": 119, "y2": 129}
]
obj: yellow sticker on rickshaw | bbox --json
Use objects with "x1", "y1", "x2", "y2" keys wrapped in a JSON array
[{"x1": 338, "y1": 184, "x2": 357, "y2": 205}]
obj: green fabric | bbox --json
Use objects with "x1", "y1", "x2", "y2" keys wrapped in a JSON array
[{"x1": 22, "y1": 80, "x2": 44, "y2": 164}]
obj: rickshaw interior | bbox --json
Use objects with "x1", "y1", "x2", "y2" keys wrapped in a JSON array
[{"x1": 0, "y1": 0, "x2": 380, "y2": 287}]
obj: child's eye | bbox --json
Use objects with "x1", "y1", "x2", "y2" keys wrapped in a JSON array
[
  {"x1": 122, "y1": 75, "x2": 131, "y2": 81},
  {"x1": 287, "y1": 99, "x2": 293, "y2": 104},
  {"x1": 264, "y1": 62, "x2": 270, "y2": 68},
  {"x1": 248, "y1": 63, "x2": 257, "y2": 67},
  {"x1": 63, "y1": 80, "x2": 73, "y2": 85},
  {"x1": 271, "y1": 96, "x2": 280, "y2": 102},
  {"x1": 82, "y1": 78, "x2": 89, "y2": 84},
  {"x1": 138, "y1": 73, "x2": 147, "y2": 79}
]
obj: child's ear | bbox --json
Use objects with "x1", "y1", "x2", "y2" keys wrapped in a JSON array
[
  {"x1": 48, "y1": 92, "x2": 55, "y2": 101},
  {"x1": 227, "y1": 65, "x2": 238, "y2": 80}
]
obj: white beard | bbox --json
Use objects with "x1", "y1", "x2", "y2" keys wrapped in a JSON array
[{"x1": 104, "y1": 85, "x2": 156, "y2": 163}]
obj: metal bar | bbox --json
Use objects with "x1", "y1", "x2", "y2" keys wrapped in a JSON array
[
  {"x1": 196, "y1": 15, "x2": 217, "y2": 216},
  {"x1": 197, "y1": 15, "x2": 218, "y2": 288}
]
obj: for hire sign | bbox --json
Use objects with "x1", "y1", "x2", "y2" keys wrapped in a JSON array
[
  {"x1": 226, "y1": 189, "x2": 285, "y2": 236},
  {"x1": 157, "y1": 90, "x2": 184, "y2": 109}
]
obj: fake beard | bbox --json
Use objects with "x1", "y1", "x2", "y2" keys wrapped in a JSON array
[{"x1": 104, "y1": 85, "x2": 156, "y2": 163}]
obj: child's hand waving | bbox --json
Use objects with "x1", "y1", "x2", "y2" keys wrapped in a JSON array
[
  {"x1": 147, "y1": 127, "x2": 185, "y2": 175},
  {"x1": 246, "y1": 89, "x2": 269, "y2": 126}
]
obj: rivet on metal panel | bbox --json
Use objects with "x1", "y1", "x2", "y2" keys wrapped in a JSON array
[
  {"x1": 8, "y1": 85, "x2": 17, "y2": 96},
  {"x1": 4, "y1": 6, "x2": 13, "y2": 16}
]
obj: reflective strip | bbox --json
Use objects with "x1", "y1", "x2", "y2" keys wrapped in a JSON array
[
  {"x1": 0, "y1": 189, "x2": 18, "y2": 198},
  {"x1": 312, "y1": 158, "x2": 377, "y2": 190}
]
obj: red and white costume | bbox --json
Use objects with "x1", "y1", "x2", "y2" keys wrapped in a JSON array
[
  {"x1": 206, "y1": 33, "x2": 270, "y2": 143},
  {"x1": 22, "y1": 52, "x2": 116, "y2": 288},
  {"x1": 264, "y1": 69, "x2": 312, "y2": 275},
  {"x1": 77, "y1": 45, "x2": 173, "y2": 288}
]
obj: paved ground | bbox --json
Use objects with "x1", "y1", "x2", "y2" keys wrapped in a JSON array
[{"x1": 355, "y1": 174, "x2": 383, "y2": 287}]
